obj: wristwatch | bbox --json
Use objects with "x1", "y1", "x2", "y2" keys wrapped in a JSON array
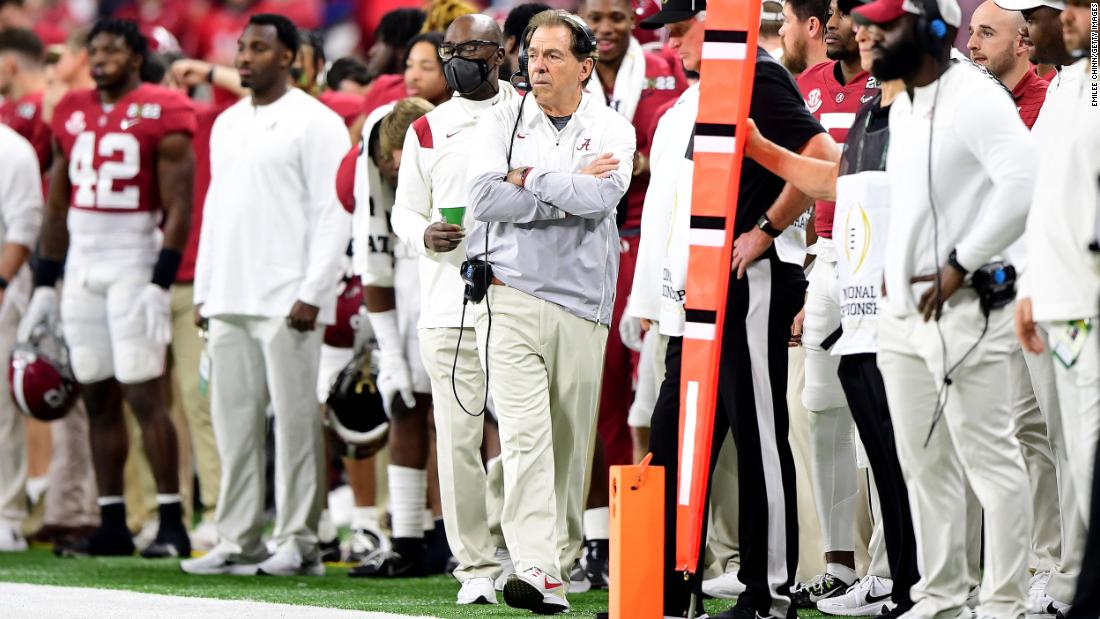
[
  {"x1": 756, "y1": 214, "x2": 782, "y2": 238},
  {"x1": 947, "y1": 249, "x2": 969, "y2": 275}
]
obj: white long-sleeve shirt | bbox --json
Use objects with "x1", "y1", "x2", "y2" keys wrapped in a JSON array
[
  {"x1": 0, "y1": 125, "x2": 43, "y2": 251},
  {"x1": 390, "y1": 82, "x2": 518, "y2": 329},
  {"x1": 195, "y1": 89, "x2": 351, "y2": 324},
  {"x1": 1022, "y1": 59, "x2": 1100, "y2": 322},
  {"x1": 626, "y1": 84, "x2": 698, "y2": 335},
  {"x1": 883, "y1": 62, "x2": 1036, "y2": 317}
]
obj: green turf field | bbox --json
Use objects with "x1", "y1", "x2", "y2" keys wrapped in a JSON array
[{"x1": 0, "y1": 547, "x2": 848, "y2": 618}]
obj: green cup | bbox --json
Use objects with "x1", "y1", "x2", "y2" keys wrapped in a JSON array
[{"x1": 440, "y1": 206, "x2": 466, "y2": 226}]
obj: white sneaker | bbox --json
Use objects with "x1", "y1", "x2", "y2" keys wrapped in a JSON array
[
  {"x1": 457, "y1": 577, "x2": 497, "y2": 605},
  {"x1": 702, "y1": 571, "x2": 746, "y2": 599},
  {"x1": 503, "y1": 567, "x2": 569, "y2": 614},
  {"x1": 966, "y1": 586, "x2": 980, "y2": 610},
  {"x1": 190, "y1": 521, "x2": 219, "y2": 553},
  {"x1": 817, "y1": 575, "x2": 894, "y2": 616},
  {"x1": 255, "y1": 544, "x2": 324, "y2": 576},
  {"x1": 569, "y1": 559, "x2": 591, "y2": 594},
  {"x1": 494, "y1": 547, "x2": 515, "y2": 592},
  {"x1": 0, "y1": 524, "x2": 27, "y2": 552},
  {"x1": 343, "y1": 527, "x2": 390, "y2": 563},
  {"x1": 180, "y1": 547, "x2": 267, "y2": 575}
]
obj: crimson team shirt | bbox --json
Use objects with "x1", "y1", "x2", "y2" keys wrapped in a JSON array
[
  {"x1": 797, "y1": 60, "x2": 879, "y2": 238},
  {"x1": 319, "y1": 90, "x2": 365, "y2": 128},
  {"x1": 0, "y1": 91, "x2": 52, "y2": 173},
  {"x1": 50, "y1": 83, "x2": 197, "y2": 216},
  {"x1": 619, "y1": 52, "x2": 688, "y2": 230},
  {"x1": 1011, "y1": 68, "x2": 1049, "y2": 129},
  {"x1": 362, "y1": 74, "x2": 407, "y2": 118}
]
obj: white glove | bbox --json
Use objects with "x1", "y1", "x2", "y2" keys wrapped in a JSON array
[
  {"x1": 135, "y1": 283, "x2": 172, "y2": 345},
  {"x1": 16, "y1": 287, "x2": 60, "y2": 343},
  {"x1": 377, "y1": 348, "x2": 416, "y2": 415},
  {"x1": 619, "y1": 311, "x2": 644, "y2": 352},
  {"x1": 627, "y1": 329, "x2": 660, "y2": 429},
  {"x1": 368, "y1": 309, "x2": 416, "y2": 414}
]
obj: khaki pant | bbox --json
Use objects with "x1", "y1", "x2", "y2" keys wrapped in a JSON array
[
  {"x1": 419, "y1": 326, "x2": 502, "y2": 581},
  {"x1": 169, "y1": 284, "x2": 218, "y2": 518},
  {"x1": 787, "y1": 346, "x2": 826, "y2": 581},
  {"x1": 878, "y1": 293, "x2": 1030, "y2": 619},
  {"x1": 0, "y1": 295, "x2": 25, "y2": 527},
  {"x1": 208, "y1": 315, "x2": 324, "y2": 559},
  {"x1": 473, "y1": 286, "x2": 607, "y2": 584},
  {"x1": 705, "y1": 438, "x2": 740, "y2": 578}
]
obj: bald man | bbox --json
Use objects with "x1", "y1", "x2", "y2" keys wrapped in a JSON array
[
  {"x1": 387, "y1": 14, "x2": 517, "y2": 606},
  {"x1": 967, "y1": 0, "x2": 1049, "y2": 127}
]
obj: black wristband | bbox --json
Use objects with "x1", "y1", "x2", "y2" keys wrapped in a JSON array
[
  {"x1": 206, "y1": 67, "x2": 215, "y2": 83},
  {"x1": 33, "y1": 257, "x2": 63, "y2": 288},
  {"x1": 756, "y1": 214, "x2": 783, "y2": 238},
  {"x1": 152, "y1": 248, "x2": 183, "y2": 289},
  {"x1": 0, "y1": 277, "x2": 8, "y2": 290},
  {"x1": 947, "y1": 249, "x2": 969, "y2": 275}
]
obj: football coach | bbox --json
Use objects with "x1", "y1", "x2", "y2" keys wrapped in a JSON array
[{"x1": 463, "y1": 8, "x2": 635, "y2": 615}]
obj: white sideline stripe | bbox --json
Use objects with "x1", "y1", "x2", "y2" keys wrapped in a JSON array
[
  {"x1": 679, "y1": 381, "x2": 700, "y2": 506},
  {"x1": 0, "y1": 583, "x2": 440, "y2": 619},
  {"x1": 702, "y1": 41, "x2": 747, "y2": 60},
  {"x1": 689, "y1": 228, "x2": 726, "y2": 248},
  {"x1": 693, "y1": 135, "x2": 736, "y2": 154}
]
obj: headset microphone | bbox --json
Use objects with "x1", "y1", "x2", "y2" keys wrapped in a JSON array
[{"x1": 510, "y1": 9, "x2": 598, "y2": 91}]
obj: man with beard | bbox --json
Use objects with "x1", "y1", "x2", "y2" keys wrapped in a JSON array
[
  {"x1": 780, "y1": 0, "x2": 831, "y2": 75},
  {"x1": 790, "y1": 0, "x2": 880, "y2": 608},
  {"x1": 996, "y1": 0, "x2": 1071, "y2": 81},
  {"x1": 1014, "y1": 1, "x2": 1100, "y2": 618},
  {"x1": 851, "y1": 0, "x2": 1037, "y2": 616},
  {"x1": 387, "y1": 14, "x2": 516, "y2": 603},
  {"x1": 967, "y1": 1, "x2": 1048, "y2": 127}
]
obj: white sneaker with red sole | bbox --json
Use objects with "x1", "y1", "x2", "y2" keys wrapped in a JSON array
[{"x1": 503, "y1": 567, "x2": 569, "y2": 614}]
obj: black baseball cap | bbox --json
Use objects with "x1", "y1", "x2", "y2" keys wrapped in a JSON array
[{"x1": 641, "y1": 0, "x2": 707, "y2": 30}]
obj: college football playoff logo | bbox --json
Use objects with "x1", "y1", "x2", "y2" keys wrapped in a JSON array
[{"x1": 844, "y1": 202, "x2": 872, "y2": 274}]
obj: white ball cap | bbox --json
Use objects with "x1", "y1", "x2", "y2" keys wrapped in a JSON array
[
  {"x1": 901, "y1": 0, "x2": 963, "y2": 27},
  {"x1": 992, "y1": 0, "x2": 1065, "y2": 11}
]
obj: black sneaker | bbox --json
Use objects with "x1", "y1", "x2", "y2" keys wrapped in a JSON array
[
  {"x1": 791, "y1": 573, "x2": 851, "y2": 609},
  {"x1": 318, "y1": 538, "x2": 341, "y2": 564},
  {"x1": 348, "y1": 548, "x2": 426, "y2": 578},
  {"x1": 875, "y1": 604, "x2": 904, "y2": 618},
  {"x1": 584, "y1": 539, "x2": 609, "y2": 590},
  {"x1": 140, "y1": 522, "x2": 192, "y2": 559},
  {"x1": 55, "y1": 525, "x2": 135, "y2": 558},
  {"x1": 711, "y1": 597, "x2": 761, "y2": 619}
]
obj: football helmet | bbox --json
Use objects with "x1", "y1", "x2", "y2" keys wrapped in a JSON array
[
  {"x1": 325, "y1": 348, "x2": 388, "y2": 459},
  {"x1": 9, "y1": 321, "x2": 78, "y2": 421},
  {"x1": 324, "y1": 275, "x2": 365, "y2": 348}
]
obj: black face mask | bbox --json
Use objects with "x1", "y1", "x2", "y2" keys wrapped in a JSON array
[{"x1": 444, "y1": 56, "x2": 491, "y2": 94}]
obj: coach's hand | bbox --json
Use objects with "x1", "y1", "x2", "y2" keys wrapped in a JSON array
[
  {"x1": 581, "y1": 153, "x2": 620, "y2": 179},
  {"x1": 193, "y1": 303, "x2": 205, "y2": 328},
  {"x1": 287, "y1": 300, "x2": 320, "y2": 332},
  {"x1": 917, "y1": 263, "x2": 965, "y2": 322},
  {"x1": 731, "y1": 228, "x2": 774, "y2": 279},
  {"x1": 744, "y1": 118, "x2": 766, "y2": 161},
  {"x1": 424, "y1": 222, "x2": 464, "y2": 253},
  {"x1": 1015, "y1": 297, "x2": 1045, "y2": 354},
  {"x1": 790, "y1": 307, "x2": 805, "y2": 347}
]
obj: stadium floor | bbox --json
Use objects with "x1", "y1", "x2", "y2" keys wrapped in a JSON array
[{"x1": 0, "y1": 547, "x2": 852, "y2": 618}]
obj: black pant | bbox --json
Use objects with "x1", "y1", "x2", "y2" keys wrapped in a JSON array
[
  {"x1": 837, "y1": 354, "x2": 919, "y2": 613},
  {"x1": 651, "y1": 256, "x2": 804, "y2": 618},
  {"x1": 1067, "y1": 426, "x2": 1100, "y2": 619}
]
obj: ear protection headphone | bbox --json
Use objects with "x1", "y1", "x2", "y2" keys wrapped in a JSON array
[
  {"x1": 513, "y1": 10, "x2": 598, "y2": 90},
  {"x1": 915, "y1": 0, "x2": 949, "y2": 56}
]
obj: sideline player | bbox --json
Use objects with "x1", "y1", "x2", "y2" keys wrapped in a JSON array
[{"x1": 21, "y1": 18, "x2": 195, "y2": 558}]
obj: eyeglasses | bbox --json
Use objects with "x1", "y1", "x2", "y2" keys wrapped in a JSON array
[{"x1": 438, "y1": 40, "x2": 500, "y2": 61}]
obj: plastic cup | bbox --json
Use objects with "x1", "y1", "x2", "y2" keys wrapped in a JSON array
[{"x1": 440, "y1": 206, "x2": 466, "y2": 226}]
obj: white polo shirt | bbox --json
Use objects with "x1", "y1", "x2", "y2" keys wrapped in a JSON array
[
  {"x1": 195, "y1": 88, "x2": 351, "y2": 324},
  {"x1": 390, "y1": 82, "x2": 518, "y2": 329}
]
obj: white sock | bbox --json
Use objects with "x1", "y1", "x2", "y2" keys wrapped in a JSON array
[
  {"x1": 155, "y1": 493, "x2": 181, "y2": 505},
  {"x1": 826, "y1": 562, "x2": 857, "y2": 585},
  {"x1": 388, "y1": 465, "x2": 426, "y2": 539},
  {"x1": 584, "y1": 507, "x2": 610, "y2": 541},
  {"x1": 352, "y1": 506, "x2": 380, "y2": 532},
  {"x1": 423, "y1": 509, "x2": 436, "y2": 531},
  {"x1": 97, "y1": 495, "x2": 125, "y2": 507},
  {"x1": 318, "y1": 509, "x2": 337, "y2": 543}
]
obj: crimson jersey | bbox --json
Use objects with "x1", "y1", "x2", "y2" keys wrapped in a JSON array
[
  {"x1": 797, "y1": 60, "x2": 879, "y2": 238},
  {"x1": 620, "y1": 51, "x2": 688, "y2": 230},
  {"x1": 319, "y1": 90, "x2": 365, "y2": 128},
  {"x1": 0, "y1": 91, "x2": 52, "y2": 173},
  {"x1": 50, "y1": 83, "x2": 197, "y2": 215},
  {"x1": 336, "y1": 142, "x2": 359, "y2": 214}
]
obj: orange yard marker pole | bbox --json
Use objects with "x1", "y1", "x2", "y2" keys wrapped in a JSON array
[
  {"x1": 676, "y1": 0, "x2": 762, "y2": 578},
  {"x1": 609, "y1": 453, "x2": 664, "y2": 619}
]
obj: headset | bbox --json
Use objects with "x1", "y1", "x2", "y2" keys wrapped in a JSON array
[
  {"x1": 914, "y1": 0, "x2": 949, "y2": 56},
  {"x1": 512, "y1": 10, "x2": 598, "y2": 90}
]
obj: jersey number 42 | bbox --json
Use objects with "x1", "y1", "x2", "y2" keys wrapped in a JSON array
[{"x1": 69, "y1": 131, "x2": 141, "y2": 209}]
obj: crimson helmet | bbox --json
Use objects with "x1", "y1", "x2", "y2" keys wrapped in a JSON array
[
  {"x1": 324, "y1": 276, "x2": 366, "y2": 348},
  {"x1": 325, "y1": 348, "x2": 388, "y2": 459},
  {"x1": 9, "y1": 325, "x2": 78, "y2": 421}
]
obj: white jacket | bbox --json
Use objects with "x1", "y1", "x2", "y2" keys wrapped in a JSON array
[
  {"x1": 0, "y1": 125, "x2": 42, "y2": 313},
  {"x1": 390, "y1": 83, "x2": 517, "y2": 329},
  {"x1": 1021, "y1": 59, "x2": 1100, "y2": 322},
  {"x1": 195, "y1": 89, "x2": 351, "y2": 324},
  {"x1": 627, "y1": 84, "x2": 698, "y2": 337}
]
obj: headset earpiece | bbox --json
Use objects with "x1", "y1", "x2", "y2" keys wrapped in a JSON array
[
  {"x1": 512, "y1": 10, "x2": 599, "y2": 90},
  {"x1": 916, "y1": 0, "x2": 948, "y2": 55}
]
